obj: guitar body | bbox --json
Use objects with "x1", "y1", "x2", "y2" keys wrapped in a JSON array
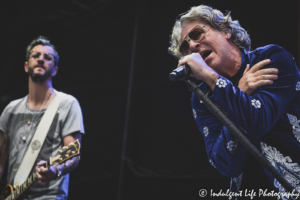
[{"x1": 0, "y1": 185, "x2": 13, "y2": 200}]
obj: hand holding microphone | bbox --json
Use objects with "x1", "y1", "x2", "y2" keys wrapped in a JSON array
[
  {"x1": 169, "y1": 53, "x2": 219, "y2": 91},
  {"x1": 169, "y1": 55, "x2": 195, "y2": 81},
  {"x1": 169, "y1": 64, "x2": 191, "y2": 81},
  {"x1": 169, "y1": 53, "x2": 207, "y2": 81}
]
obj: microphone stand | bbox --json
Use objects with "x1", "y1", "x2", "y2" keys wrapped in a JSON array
[{"x1": 170, "y1": 66, "x2": 298, "y2": 195}]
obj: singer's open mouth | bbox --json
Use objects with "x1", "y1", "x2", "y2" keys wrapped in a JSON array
[{"x1": 201, "y1": 51, "x2": 212, "y2": 60}]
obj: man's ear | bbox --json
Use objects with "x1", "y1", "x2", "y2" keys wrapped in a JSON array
[
  {"x1": 51, "y1": 66, "x2": 58, "y2": 77},
  {"x1": 224, "y1": 27, "x2": 232, "y2": 40},
  {"x1": 225, "y1": 32, "x2": 232, "y2": 40},
  {"x1": 24, "y1": 62, "x2": 28, "y2": 73}
]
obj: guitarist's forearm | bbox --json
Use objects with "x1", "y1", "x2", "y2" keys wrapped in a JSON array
[
  {"x1": 36, "y1": 141, "x2": 80, "y2": 184},
  {"x1": 0, "y1": 131, "x2": 9, "y2": 181},
  {"x1": 56, "y1": 156, "x2": 80, "y2": 177}
]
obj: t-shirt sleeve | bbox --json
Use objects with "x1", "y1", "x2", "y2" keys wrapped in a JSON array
[
  {"x1": 61, "y1": 98, "x2": 85, "y2": 138},
  {"x1": 0, "y1": 102, "x2": 13, "y2": 134}
]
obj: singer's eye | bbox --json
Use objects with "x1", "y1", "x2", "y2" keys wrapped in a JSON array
[{"x1": 190, "y1": 31, "x2": 203, "y2": 40}]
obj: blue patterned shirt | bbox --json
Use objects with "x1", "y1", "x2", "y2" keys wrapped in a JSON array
[{"x1": 191, "y1": 45, "x2": 300, "y2": 195}]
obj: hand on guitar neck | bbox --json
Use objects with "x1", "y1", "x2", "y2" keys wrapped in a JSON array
[
  {"x1": 0, "y1": 140, "x2": 81, "y2": 200},
  {"x1": 35, "y1": 161, "x2": 57, "y2": 185},
  {"x1": 36, "y1": 155, "x2": 79, "y2": 185}
]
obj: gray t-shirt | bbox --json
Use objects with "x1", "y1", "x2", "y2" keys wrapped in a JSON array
[{"x1": 0, "y1": 90, "x2": 85, "y2": 200}]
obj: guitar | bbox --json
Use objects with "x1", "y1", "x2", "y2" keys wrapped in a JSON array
[{"x1": 0, "y1": 140, "x2": 80, "y2": 200}]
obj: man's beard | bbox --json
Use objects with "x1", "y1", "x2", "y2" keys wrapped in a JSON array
[{"x1": 27, "y1": 66, "x2": 52, "y2": 83}]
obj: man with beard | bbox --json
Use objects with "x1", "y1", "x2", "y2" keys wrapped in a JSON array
[
  {"x1": 0, "y1": 36, "x2": 84, "y2": 199},
  {"x1": 169, "y1": 5, "x2": 300, "y2": 196}
]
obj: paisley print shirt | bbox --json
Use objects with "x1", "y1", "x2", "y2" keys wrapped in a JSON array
[{"x1": 191, "y1": 45, "x2": 300, "y2": 198}]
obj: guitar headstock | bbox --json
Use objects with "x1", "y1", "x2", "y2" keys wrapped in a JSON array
[{"x1": 50, "y1": 139, "x2": 81, "y2": 165}]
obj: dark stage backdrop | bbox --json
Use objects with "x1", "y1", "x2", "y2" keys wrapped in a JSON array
[{"x1": 0, "y1": 0, "x2": 298, "y2": 200}]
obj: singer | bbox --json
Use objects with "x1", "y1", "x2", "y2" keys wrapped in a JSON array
[{"x1": 168, "y1": 5, "x2": 300, "y2": 194}]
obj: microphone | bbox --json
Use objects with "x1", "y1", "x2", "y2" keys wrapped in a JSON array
[{"x1": 169, "y1": 65, "x2": 191, "y2": 81}]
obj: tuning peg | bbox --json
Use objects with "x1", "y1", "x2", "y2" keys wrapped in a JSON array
[{"x1": 77, "y1": 156, "x2": 80, "y2": 160}]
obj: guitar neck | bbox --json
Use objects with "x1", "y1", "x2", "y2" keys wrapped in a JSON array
[
  {"x1": 3, "y1": 140, "x2": 80, "y2": 200},
  {"x1": 5, "y1": 160, "x2": 51, "y2": 200}
]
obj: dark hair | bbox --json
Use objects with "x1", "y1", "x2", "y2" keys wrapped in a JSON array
[{"x1": 26, "y1": 36, "x2": 59, "y2": 66}]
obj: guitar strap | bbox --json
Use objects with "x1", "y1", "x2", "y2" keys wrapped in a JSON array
[{"x1": 14, "y1": 91, "x2": 63, "y2": 186}]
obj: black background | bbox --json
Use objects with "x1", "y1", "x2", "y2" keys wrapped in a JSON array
[{"x1": 0, "y1": 0, "x2": 298, "y2": 199}]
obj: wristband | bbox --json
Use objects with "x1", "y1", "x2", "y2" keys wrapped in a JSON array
[{"x1": 55, "y1": 166, "x2": 62, "y2": 180}]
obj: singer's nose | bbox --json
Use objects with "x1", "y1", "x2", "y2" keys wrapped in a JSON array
[{"x1": 189, "y1": 40, "x2": 200, "y2": 53}]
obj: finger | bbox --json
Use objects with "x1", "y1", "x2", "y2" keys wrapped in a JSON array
[
  {"x1": 36, "y1": 167, "x2": 44, "y2": 174},
  {"x1": 177, "y1": 56, "x2": 195, "y2": 78},
  {"x1": 37, "y1": 167, "x2": 47, "y2": 176},
  {"x1": 37, "y1": 160, "x2": 46, "y2": 164},
  {"x1": 249, "y1": 59, "x2": 271, "y2": 72},
  {"x1": 256, "y1": 74, "x2": 278, "y2": 81},
  {"x1": 177, "y1": 55, "x2": 190, "y2": 68},
  {"x1": 177, "y1": 53, "x2": 201, "y2": 68},
  {"x1": 254, "y1": 68, "x2": 278, "y2": 76},
  {"x1": 37, "y1": 171, "x2": 50, "y2": 180},
  {"x1": 40, "y1": 167, "x2": 49, "y2": 174},
  {"x1": 36, "y1": 172, "x2": 42, "y2": 179},
  {"x1": 243, "y1": 64, "x2": 250, "y2": 75},
  {"x1": 252, "y1": 80, "x2": 274, "y2": 88},
  {"x1": 36, "y1": 160, "x2": 46, "y2": 167}
]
